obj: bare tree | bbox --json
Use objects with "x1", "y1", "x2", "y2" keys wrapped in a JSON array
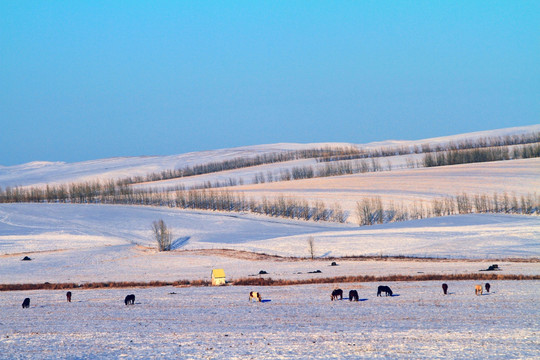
[
  {"x1": 152, "y1": 219, "x2": 172, "y2": 251},
  {"x1": 356, "y1": 199, "x2": 373, "y2": 226},
  {"x1": 307, "y1": 236, "x2": 315, "y2": 259},
  {"x1": 356, "y1": 197, "x2": 383, "y2": 225}
]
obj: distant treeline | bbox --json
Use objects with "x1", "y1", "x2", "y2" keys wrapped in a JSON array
[
  {"x1": 250, "y1": 158, "x2": 381, "y2": 185},
  {"x1": 317, "y1": 132, "x2": 540, "y2": 162}
]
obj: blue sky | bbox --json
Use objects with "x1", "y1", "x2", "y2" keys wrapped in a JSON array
[{"x1": 1, "y1": 1, "x2": 538, "y2": 166}]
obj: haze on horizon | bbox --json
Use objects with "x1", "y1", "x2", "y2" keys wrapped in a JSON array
[{"x1": 1, "y1": 1, "x2": 539, "y2": 166}]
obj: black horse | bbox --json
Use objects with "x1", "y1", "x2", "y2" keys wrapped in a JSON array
[
  {"x1": 377, "y1": 285, "x2": 393, "y2": 297},
  {"x1": 66, "y1": 291, "x2": 72, "y2": 302},
  {"x1": 485, "y1": 283, "x2": 491, "y2": 293},
  {"x1": 22, "y1": 298, "x2": 30, "y2": 308},
  {"x1": 331, "y1": 289, "x2": 343, "y2": 301},
  {"x1": 124, "y1": 294, "x2": 135, "y2": 305},
  {"x1": 442, "y1": 283, "x2": 448, "y2": 295},
  {"x1": 349, "y1": 290, "x2": 359, "y2": 301}
]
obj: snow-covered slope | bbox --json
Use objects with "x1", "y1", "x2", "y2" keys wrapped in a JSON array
[
  {"x1": 0, "y1": 143, "x2": 356, "y2": 188},
  {"x1": 360, "y1": 124, "x2": 540, "y2": 149},
  {"x1": 1, "y1": 203, "x2": 538, "y2": 285},
  {"x1": 228, "y1": 158, "x2": 540, "y2": 217},
  {"x1": 1, "y1": 124, "x2": 537, "y2": 188}
]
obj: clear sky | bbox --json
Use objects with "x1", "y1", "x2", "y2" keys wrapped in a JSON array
[{"x1": 1, "y1": 1, "x2": 538, "y2": 166}]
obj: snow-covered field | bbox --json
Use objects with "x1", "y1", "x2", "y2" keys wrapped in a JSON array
[
  {"x1": 1, "y1": 281, "x2": 538, "y2": 359},
  {"x1": 0, "y1": 125, "x2": 539, "y2": 358},
  {"x1": 228, "y1": 158, "x2": 540, "y2": 217},
  {"x1": 1, "y1": 203, "x2": 538, "y2": 285}
]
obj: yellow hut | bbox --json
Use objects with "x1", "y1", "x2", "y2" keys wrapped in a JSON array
[{"x1": 211, "y1": 269, "x2": 226, "y2": 286}]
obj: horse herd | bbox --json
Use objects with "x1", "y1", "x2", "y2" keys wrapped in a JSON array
[
  {"x1": 19, "y1": 282, "x2": 494, "y2": 309},
  {"x1": 330, "y1": 282, "x2": 492, "y2": 302},
  {"x1": 329, "y1": 285, "x2": 391, "y2": 301},
  {"x1": 20, "y1": 291, "x2": 136, "y2": 309}
]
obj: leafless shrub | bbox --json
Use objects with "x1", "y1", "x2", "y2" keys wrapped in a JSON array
[
  {"x1": 152, "y1": 219, "x2": 172, "y2": 251},
  {"x1": 307, "y1": 236, "x2": 315, "y2": 259}
]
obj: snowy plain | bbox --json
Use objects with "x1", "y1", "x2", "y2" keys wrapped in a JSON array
[{"x1": 1, "y1": 281, "x2": 538, "y2": 359}]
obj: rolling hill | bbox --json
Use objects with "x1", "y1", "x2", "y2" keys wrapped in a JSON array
[{"x1": 0, "y1": 125, "x2": 538, "y2": 286}]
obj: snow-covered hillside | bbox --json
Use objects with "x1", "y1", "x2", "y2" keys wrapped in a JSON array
[
  {"x1": 1, "y1": 124, "x2": 538, "y2": 188},
  {"x1": 0, "y1": 143, "x2": 353, "y2": 188},
  {"x1": 228, "y1": 158, "x2": 540, "y2": 217},
  {"x1": 1, "y1": 203, "x2": 538, "y2": 285},
  {"x1": 1, "y1": 125, "x2": 538, "y2": 286}
]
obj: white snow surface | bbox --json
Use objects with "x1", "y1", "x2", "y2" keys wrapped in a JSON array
[
  {"x1": 1, "y1": 281, "x2": 539, "y2": 359},
  {"x1": 1, "y1": 203, "x2": 538, "y2": 285}
]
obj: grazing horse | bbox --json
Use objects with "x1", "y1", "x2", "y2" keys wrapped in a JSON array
[
  {"x1": 475, "y1": 285, "x2": 483, "y2": 296},
  {"x1": 124, "y1": 294, "x2": 135, "y2": 305},
  {"x1": 349, "y1": 290, "x2": 359, "y2": 301},
  {"x1": 22, "y1": 298, "x2": 30, "y2": 309},
  {"x1": 331, "y1": 289, "x2": 343, "y2": 301},
  {"x1": 249, "y1": 291, "x2": 262, "y2": 302},
  {"x1": 442, "y1": 283, "x2": 448, "y2": 295},
  {"x1": 377, "y1": 285, "x2": 393, "y2": 297},
  {"x1": 66, "y1": 291, "x2": 72, "y2": 302},
  {"x1": 485, "y1": 283, "x2": 491, "y2": 293}
]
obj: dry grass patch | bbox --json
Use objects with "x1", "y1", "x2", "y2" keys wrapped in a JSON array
[
  {"x1": 1, "y1": 273, "x2": 537, "y2": 292},
  {"x1": 231, "y1": 273, "x2": 540, "y2": 286}
]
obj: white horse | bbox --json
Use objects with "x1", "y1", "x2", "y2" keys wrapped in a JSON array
[{"x1": 249, "y1": 291, "x2": 262, "y2": 302}]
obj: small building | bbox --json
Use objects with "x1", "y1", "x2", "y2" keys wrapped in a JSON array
[{"x1": 211, "y1": 269, "x2": 226, "y2": 286}]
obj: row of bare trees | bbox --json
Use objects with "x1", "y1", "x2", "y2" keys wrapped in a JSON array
[
  {"x1": 423, "y1": 143, "x2": 540, "y2": 167},
  {"x1": 0, "y1": 182, "x2": 348, "y2": 223},
  {"x1": 251, "y1": 158, "x2": 384, "y2": 184},
  {"x1": 2, "y1": 176, "x2": 537, "y2": 228},
  {"x1": 355, "y1": 193, "x2": 539, "y2": 226},
  {"x1": 118, "y1": 146, "x2": 362, "y2": 186},
  {"x1": 318, "y1": 133, "x2": 539, "y2": 162}
]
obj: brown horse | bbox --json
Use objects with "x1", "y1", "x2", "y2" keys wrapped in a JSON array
[
  {"x1": 485, "y1": 283, "x2": 491, "y2": 293},
  {"x1": 249, "y1": 291, "x2": 262, "y2": 302},
  {"x1": 442, "y1": 283, "x2": 448, "y2": 295},
  {"x1": 349, "y1": 290, "x2": 359, "y2": 301},
  {"x1": 66, "y1": 291, "x2": 72, "y2": 302},
  {"x1": 475, "y1": 285, "x2": 483, "y2": 296}
]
